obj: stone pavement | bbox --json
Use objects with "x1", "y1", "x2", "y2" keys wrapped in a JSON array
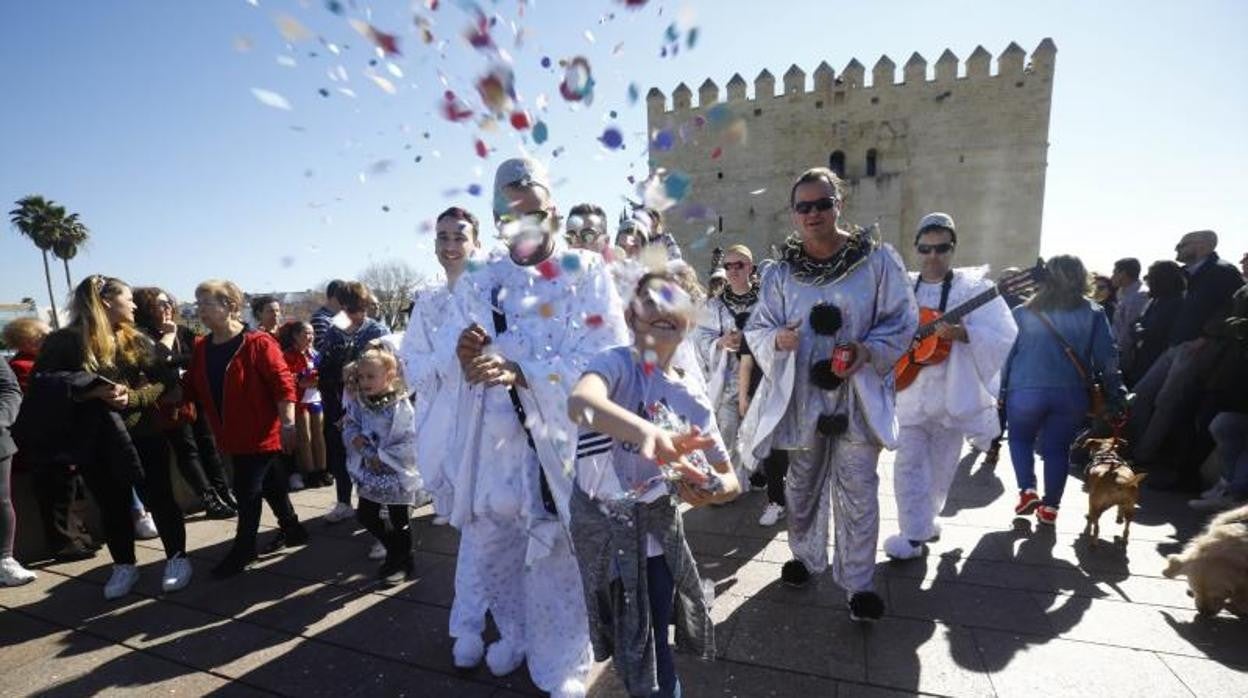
[{"x1": 3, "y1": 449, "x2": 1246, "y2": 697}]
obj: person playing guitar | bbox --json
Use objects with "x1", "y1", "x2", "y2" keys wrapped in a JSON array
[{"x1": 884, "y1": 212, "x2": 1021, "y2": 560}]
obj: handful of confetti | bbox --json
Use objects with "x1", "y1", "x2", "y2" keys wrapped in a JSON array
[{"x1": 643, "y1": 401, "x2": 724, "y2": 495}]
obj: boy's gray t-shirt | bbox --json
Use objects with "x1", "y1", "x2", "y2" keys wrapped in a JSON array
[{"x1": 575, "y1": 345, "x2": 730, "y2": 503}]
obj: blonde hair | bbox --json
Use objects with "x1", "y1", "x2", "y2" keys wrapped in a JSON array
[
  {"x1": 194, "y1": 279, "x2": 245, "y2": 320},
  {"x1": 724, "y1": 244, "x2": 754, "y2": 262},
  {"x1": 68, "y1": 274, "x2": 148, "y2": 371},
  {"x1": 3, "y1": 317, "x2": 49, "y2": 351},
  {"x1": 343, "y1": 340, "x2": 406, "y2": 397}
]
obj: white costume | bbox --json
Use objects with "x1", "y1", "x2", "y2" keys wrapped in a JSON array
[
  {"x1": 742, "y1": 233, "x2": 917, "y2": 593},
  {"x1": 340, "y1": 390, "x2": 420, "y2": 505},
  {"x1": 887, "y1": 268, "x2": 1016, "y2": 556},
  {"x1": 448, "y1": 240, "x2": 628, "y2": 694},
  {"x1": 693, "y1": 288, "x2": 759, "y2": 481}
]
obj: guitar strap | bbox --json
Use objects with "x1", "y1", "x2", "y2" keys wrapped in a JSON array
[{"x1": 913, "y1": 270, "x2": 955, "y2": 312}]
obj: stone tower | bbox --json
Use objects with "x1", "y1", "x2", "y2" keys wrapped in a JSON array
[{"x1": 645, "y1": 39, "x2": 1057, "y2": 275}]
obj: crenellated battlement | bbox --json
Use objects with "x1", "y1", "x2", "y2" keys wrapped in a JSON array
[{"x1": 646, "y1": 38, "x2": 1056, "y2": 115}]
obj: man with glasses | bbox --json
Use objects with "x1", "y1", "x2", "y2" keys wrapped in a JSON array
[
  {"x1": 741, "y1": 167, "x2": 916, "y2": 622},
  {"x1": 884, "y1": 213, "x2": 1017, "y2": 561},
  {"x1": 448, "y1": 157, "x2": 627, "y2": 696},
  {"x1": 564, "y1": 203, "x2": 609, "y2": 254}
]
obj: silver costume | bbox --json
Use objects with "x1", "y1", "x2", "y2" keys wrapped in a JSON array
[
  {"x1": 741, "y1": 234, "x2": 917, "y2": 592},
  {"x1": 692, "y1": 289, "x2": 758, "y2": 476}
]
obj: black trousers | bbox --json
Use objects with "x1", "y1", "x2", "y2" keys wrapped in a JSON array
[
  {"x1": 131, "y1": 434, "x2": 188, "y2": 559},
  {"x1": 764, "y1": 450, "x2": 789, "y2": 507},
  {"x1": 190, "y1": 411, "x2": 231, "y2": 494},
  {"x1": 356, "y1": 498, "x2": 411, "y2": 564},
  {"x1": 228, "y1": 452, "x2": 298, "y2": 558},
  {"x1": 322, "y1": 396, "x2": 351, "y2": 505},
  {"x1": 32, "y1": 463, "x2": 96, "y2": 556},
  {"x1": 77, "y1": 461, "x2": 141, "y2": 565},
  {"x1": 161, "y1": 423, "x2": 212, "y2": 497}
]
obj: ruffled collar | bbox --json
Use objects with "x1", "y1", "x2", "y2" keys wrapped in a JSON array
[
  {"x1": 780, "y1": 228, "x2": 875, "y2": 285},
  {"x1": 720, "y1": 284, "x2": 759, "y2": 314},
  {"x1": 358, "y1": 389, "x2": 406, "y2": 412}
]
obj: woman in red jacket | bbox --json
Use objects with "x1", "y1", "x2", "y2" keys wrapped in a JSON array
[{"x1": 185, "y1": 279, "x2": 307, "y2": 578}]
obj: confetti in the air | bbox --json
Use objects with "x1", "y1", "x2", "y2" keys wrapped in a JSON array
[
  {"x1": 599, "y1": 126, "x2": 624, "y2": 150},
  {"x1": 560, "y1": 253, "x2": 582, "y2": 273},
  {"x1": 250, "y1": 88, "x2": 292, "y2": 110},
  {"x1": 440, "y1": 91, "x2": 474, "y2": 121},
  {"x1": 509, "y1": 110, "x2": 532, "y2": 130},
  {"x1": 559, "y1": 56, "x2": 595, "y2": 103},
  {"x1": 532, "y1": 120, "x2": 549, "y2": 144},
  {"x1": 536, "y1": 259, "x2": 560, "y2": 280},
  {"x1": 349, "y1": 19, "x2": 402, "y2": 56},
  {"x1": 368, "y1": 74, "x2": 397, "y2": 94},
  {"x1": 474, "y1": 139, "x2": 489, "y2": 158},
  {"x1": 274, "y1": 14, "x2": 312, "y2": 42}
]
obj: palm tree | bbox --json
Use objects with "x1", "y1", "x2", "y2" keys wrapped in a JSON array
[
  {"x1": 9, "y1": 195, "x2": 62, "y2": 328},
  {"x1": 53, "y1": 212, "x2": 89, "y2": 292}
]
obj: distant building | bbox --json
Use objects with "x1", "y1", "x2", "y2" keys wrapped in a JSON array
[{"x1": 646, "y1": 39, "x2": 1056, "y2": 275}]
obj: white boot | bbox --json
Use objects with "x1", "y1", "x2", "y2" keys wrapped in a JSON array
[
  {"x1": 0, "y1": 557, "x2": 37, "y2": 586},
  {"x1": 883, "y1": 534, "x2": 924, "y2": 561},
  {"x1": 485, "y1": 638, "x2": 525, "y2": 676},
  {"x1": 452, "y1": 634, "x2": 485, "y2": 669},
  {"x1": 551, "y1": 677, "x2": 587, "y2": 698}
]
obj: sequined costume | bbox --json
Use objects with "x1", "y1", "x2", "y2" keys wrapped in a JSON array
[{"x1": 741, "y1": 232, "x2": 917, "y2": 592}]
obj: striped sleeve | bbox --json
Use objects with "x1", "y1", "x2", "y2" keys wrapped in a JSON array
[{"x1": 576, "y1": 430, "x2": 613, "y2": 459}]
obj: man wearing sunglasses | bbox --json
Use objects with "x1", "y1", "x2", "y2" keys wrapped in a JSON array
[
  {"x1": 741, "y1": 167, "x2": 917, "y2": 622},
  {"x1": 564, "y1": 203, "x2": 609, "y2": 254},
  {"x1": 447, "y1": 157, "x2": 627, "y2": 696},
  {"x1": 885, "y1": 213, "x2": 1017, "y2": 562}
]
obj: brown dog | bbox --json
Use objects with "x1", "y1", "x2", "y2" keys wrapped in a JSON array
[
  {"x1": 1163, "y1": 504, "x2": 1248, "y2": 617},
  {"x1": 1081, "y1": 437, "x2": 1146, "y2": 546}
]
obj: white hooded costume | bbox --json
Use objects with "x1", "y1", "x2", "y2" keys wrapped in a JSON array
[
  {"x1": 886, "y1": 267, "x2": 1017, "y2": 556},
  {"x1": 692, "y1": 286, "x2": 759, "y2": 479},
  {"x1": 447, "y1": 239, "x2": 628, "y2": 693}
]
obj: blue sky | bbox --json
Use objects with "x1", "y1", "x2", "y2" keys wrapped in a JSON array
[{"x1": 2, "y1": 0, "x2": 1246, "y2": 309}]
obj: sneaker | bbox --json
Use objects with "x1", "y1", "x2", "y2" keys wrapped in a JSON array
[
  {"x1": 288, "y1": 473, "x2": 306, "y2": 492},
  {"x1": 982, "y1": 443, "x2": 1001, "y2": 467},
  {"x1": 203, "y1": 491, "x2": 236, "y2": 520},
  {"x1": 1035, "y1": 504, "x2": 1059, "y2": 525},
  {"x1": 1014, "y1": 489, "x2": 1041, "y2": 516},
  {"x1": 0, "y1": 557, "x2": 37, "y2": 586},
  {"x1": 378, "y1": 556, "x2": 413, "y2": 586},
  {"x1": 883, "y1": 534, "x2": 924, "y2": 561},
  {"x1": 283, "y1": 523, "x2": 309, "y2": 547},
  {"x1": 104, "y1": 564, "x2": 140, "y2": 599},
  {"x1": 53, "y1": 544, "x2": 98, "y2": 562},
  {"x1": 316, "y1": 471, "x2": 335, "y2": 488},
  {"x1": 134, "y1": 512, "x2": 159, "y2": 540},
  {"x1": 758, "y1": 503, "x2": 786, "y2": 527},
  {"x1": 847, "y1": 590, "x2": 885, "y2": 622},
  {"x1": 780, "y1": 559, "x2": 811, "y2": 588},
  {"x1": 1198, "y1": 478, "x2": 1228, "y2": 501},
  {"x1": 324, "y1": 502, "x2": 355, "y2": 523},
  {"x1": 368, "y1": 540, "x2": 387, "y2": 560},
  {"x1": 161, "y1": 553, "x2": 192, "y2": 593},
  {"x1": 1188, "y1": 492, "x2": 1244, "y2": 513}
]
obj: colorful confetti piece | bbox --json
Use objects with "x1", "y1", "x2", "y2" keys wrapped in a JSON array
[
  {"x1": 559, "y1": 56, "x2": 595, "y2": 103},
  {"x1": 474, "y1": 139, "x2": 489, "y2": 158},
  {"x1": 440, "y1": 91, "x2": 474, "y2": 122},
  {"x1": 560, "y1": 253, "x2": 583, "y2": 273},
  {"x1": 250, "y1": 88, "x2": 292, "y2": 110},
  {"x1": 275, "y1": 14, "x2": 312, "y2": 42},
  {"x1": 509, "y1": 110, "x2": 531, "y2": 130},
  {"x1": 599, "y1": 126, "x2": 624, "y2": 150},
  {"x1": 536, "y1": 259, "x2": 560, "y2": 280},
  {"x1": 652, "y1": 129, "x2": 675, "y2": 152},
  {"x1": 532, "y1": 120, "x2": 549, "y2": 144}
]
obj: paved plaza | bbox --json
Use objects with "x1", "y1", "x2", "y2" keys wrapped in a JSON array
[{"x1": 3, "y1": 449, "x2": 1246, "y2": 697}]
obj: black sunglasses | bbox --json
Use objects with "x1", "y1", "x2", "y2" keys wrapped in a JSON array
[
  {"x1": 723, "y1": 261, "x2": 748, "y2": 271},
  {"x1": 916, "y1": 243, "x2": 955, "y2": 255},
  {"x1": 499, "y1": 209, "x2": 551, "y2": 225},
  {"x1": 793, "y1": 197, "x2": 837, "y2": 215},
  {"x1": 568, "y1": 228, "x2": 603, "y2": 243}
]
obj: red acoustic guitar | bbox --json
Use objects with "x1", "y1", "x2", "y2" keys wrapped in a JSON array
[{"x1": 894, "y1": 261, "x2": 1044, "y2": 391}]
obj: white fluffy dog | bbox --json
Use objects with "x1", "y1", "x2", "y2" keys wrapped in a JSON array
[{"x1": 1163, "y1": 504, "x2": 1248, "y2": 618}]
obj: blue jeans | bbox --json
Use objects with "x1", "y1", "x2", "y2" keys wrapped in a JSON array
[
  {"x1": 647, "y1": 555, "x2": 681, "y2": 698},
  {"x1": 1006, "y1": 387, "x2": 1088, "y2": 508}
]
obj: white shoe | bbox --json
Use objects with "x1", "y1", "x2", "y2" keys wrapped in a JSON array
[
  {"x1": 1198, "y1": 478, "x2": 1228, "y2": 500},
  {"x1": 324, "y1": 502, "x2": 355, "y2": 523},
  {"x1": 551, "y1": 678, "x2": 587, "y2": 698},
  {"x1": 161, "y1": 553, "x2": 192, "y2": 593},
  {"x1": 884, "y1": 534, "x2": 924, "y2": 560},
  {"x1": 452, "y1": 634, "x2": 485, "y2": 669},
  {"x1": 758, "y1": 503, "x2": 785, "y2": 527},
  {"x1": 0, "y1": 557, "x2": 37, "y2": 586},
  {"x1": 288, "y1": 473, "x2": 306, "y2": 492},
  {"x1": 485, "y1": 639, "x2": 525, "y2": 676},
  {"x1": 134, "y1": 513, "x2": 159, "y2": 540},
  {"x1": 368, "y1": 540, "x2": 387, "y2": 560},
  {"x1": 104, "y1": 564, "x2": 140, "y2": 600},
  {"x1": 431, "y1": 515, "x2": 450, "y2": 526},
  {"x1": 379, "y1": 506, "x2": 390, "y2": 522}
]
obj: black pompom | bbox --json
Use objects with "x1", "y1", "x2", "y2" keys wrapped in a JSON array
[
  {"x1": 733, "y1": 311, "x2": 751, "y2": 331},
  {"x1": 810, "y1": 360, "x2": 844, "y2": 390},
  {"x1": 809, "y1": 303, "x2": 842, "y2": 336},
  {"x1": 817, "y1": 413, "x2": 849, "y2": 436}
]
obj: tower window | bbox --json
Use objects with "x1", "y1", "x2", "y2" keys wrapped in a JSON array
[
  {"x1": 717, "y1": 171, "x2": 723, "y2": 180},
  {"x1": 829, "y1": 150, "x2": 846, "y2": 178},
  {"x1": 865, "y1": 149, "x2": 878, "y2": 177}
]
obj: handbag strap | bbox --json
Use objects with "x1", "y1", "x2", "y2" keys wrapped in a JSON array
[{"x1": 1026, "y1": 307, "x2": 1092, "y2": 386}]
